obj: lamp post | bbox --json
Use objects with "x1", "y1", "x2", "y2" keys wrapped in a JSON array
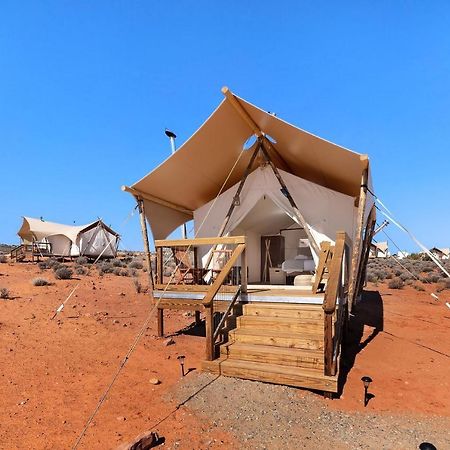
[
  {"x1": 361, "y1": 376, "x2": 372, "y2": 407},
  {"x1": 177, "y1": 355, "x2": 186, "y2": 377},
  {"x1": 164, "y1": 128, "x2": 187, "y2": 239}
]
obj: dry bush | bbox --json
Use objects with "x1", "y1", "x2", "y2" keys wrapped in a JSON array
[
  {"x1": 75, "y1": 266, "x2": 88, "y2": 275},
  {"x1": 133, "y1": 278, "x2": 142, "y2": 293},
  {"x1": 0, "y1": 255, "x2": 7, "y2": 263},
  {"x1": 129, "y1": 260, "x2": 144, "y2": 270},
  {"x1": 388, "y1": 277, "x2": 404, "y2": 289},
  {"x1": 0, "y1": 288, "x2": 10, "y2": 299},
  {"x1": 112, "y1": 259, "x2": 126, "y2": 268},
  {"x1": 54, "y1": 267, "x2": 73, "y2": 280},
  {"x1": 76, "y1": 256, "x2": 89, "y2": 265},
  {"x1": 32, "y1": 278, "x2": 51, "y2": 286},
  {"x1": 414, "y1": 283, "x2": 425, "y2": 291}
]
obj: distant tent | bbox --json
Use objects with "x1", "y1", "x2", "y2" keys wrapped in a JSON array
[{"x1": 17, "y1": 217, "x2": 119, "y2": 258}]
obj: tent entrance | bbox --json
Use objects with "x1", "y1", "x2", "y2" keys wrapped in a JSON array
[{"x1": 228, "y1": 196, "x2": 314, "y2": 285}]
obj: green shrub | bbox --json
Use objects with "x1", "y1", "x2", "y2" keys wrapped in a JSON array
[{"x1": 55, "y1": 267, "x2": 73, "y2": 280}]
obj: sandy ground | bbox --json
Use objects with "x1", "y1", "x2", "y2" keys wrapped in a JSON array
[{"x1": 0, "y1": 262, "x2": 449, "y2": 449}]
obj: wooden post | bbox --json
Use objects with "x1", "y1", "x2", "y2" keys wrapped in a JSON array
[
  {"x1": 137, "y1": 198, "x2": 155, "y2": 291},
  {"x1": 348, "y1": 164, "x2": 368, "y2": 313},
  {"x1": 195, "y1": 310, "x2": 201, "y2": 325},
  {"x1": 156, "y1": 246, "x2": 163, "y2": 284},
  {"x1": 157, "y1": 308, "x2": 164, "y2": 337},
  {"x1": 205, "y1": 303, "x2": 214, "y2": 360},
  {"x1": 259, "y1": 141, "x2": 320, "y2": 257},
  {"x1": 241, "y1": 245, "x2": 248, "y2": 295}
]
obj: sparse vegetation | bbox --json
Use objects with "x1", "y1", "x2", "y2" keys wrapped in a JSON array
[
  {"x1": 388, "y1": 277, "x2": 404, "y2": 289},
  {"x1": 0, "y1": 255, "x2": 7, "y2": 263},
  {"x1": 32, "y1": 278, "x2": 52, "y2": 286},
  {"x1": 128, "y1": 259, "x2": 144, "y2": 270},
  {"x1": 75, "y1": 266, "x2": 88, "y2": 275},
  {"x1": 0, "y1": 288, "x2": 10, "y2": 299},
  {"x1": 54, "y1": 266, "x2": 73, "y2": 280},
  {"x1": 133, "y1": 278, "x2": 142, "y2": 293},
  {"x1": 76, "y1": 256, "x2": 89, "y2": 265}
]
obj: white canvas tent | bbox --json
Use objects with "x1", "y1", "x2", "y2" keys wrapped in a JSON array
[
  {"x1": 17, "y1": 217, "x2": 120, "y2": 258},
  {"x1": 123, "y1": 88, "x2": 375, "y2": 296}
]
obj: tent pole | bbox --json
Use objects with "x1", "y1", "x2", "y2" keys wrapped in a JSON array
[
  {"x1": 259, "y1": 140, "x2": 320, "y2": 257},
  {"x1": 203, "y1": 142, "x2": 262, "y2": 273},
  {"x1": 137, "y1": 198, "x2": 155, "y2": 291},
  {"x1": 348, "y1": 163, "x2": 369, "y2": 313}
]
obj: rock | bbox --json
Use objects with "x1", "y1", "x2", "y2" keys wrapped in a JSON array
[
  {"x1": 116, "y1": 431, "x2": 159, "y2": 450},
  {"x1": 164, "y1": 337, "x2": 175, "y2": 346},
  {"x1": 116, "y1": 416, "x2": 127, "y2": 421},
  {"x1": 113, "y1": 319, "x2": 119, "y2": 324},
  {"x1": 149, "y1": 377, "x2": 161, "y2": 385}
]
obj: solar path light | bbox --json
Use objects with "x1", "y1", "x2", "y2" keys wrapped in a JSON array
[
  {"x1": 177, "y1": 355, "x2": 186, "y2": 377},
  {"x1": 361, "y1": 376, "x2": 372, "y2": 407}
]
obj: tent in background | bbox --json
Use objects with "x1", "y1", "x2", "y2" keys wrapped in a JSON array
[{"x1": 17, "y1": 217, "x2": 119, "y2": 258}]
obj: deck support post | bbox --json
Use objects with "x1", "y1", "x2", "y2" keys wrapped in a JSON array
[
  {"x1": 205, "y1": 304, "x2": 214, "y2": 361},
  {"x1": 348, "y1": 164, "x2": 368, "y2": 313},
  {"x1": 157, "y1": 308, "x2": 164, "y2": 337},
  {"x1": 195, "y1": 310, "x2": 201, "y2": 325},
  {"x1": 137, "y1": 198, "x2": 155, "y2": 291}
]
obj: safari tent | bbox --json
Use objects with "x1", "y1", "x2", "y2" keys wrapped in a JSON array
[
  {"x1": 16, "y1": 217, "x2": 119, "y2": 259},
  {"x1": 123, "y1": 88, "x2": 376, "y2": 394}
]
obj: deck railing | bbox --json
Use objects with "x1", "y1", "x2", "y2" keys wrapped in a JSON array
[
  {"x1": 10, "y1": 242, "x2": 53, "y2": 261},
  {"x1": 322, "y1": 231, "x2": 351, "y2": 376},
  {"x1": 154, "y1": 236, "x2": 247, "y2": 360}
]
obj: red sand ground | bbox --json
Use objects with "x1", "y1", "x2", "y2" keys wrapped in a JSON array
[{"x1": 0, "y1": 262, "x2": 449, "y2": 449}]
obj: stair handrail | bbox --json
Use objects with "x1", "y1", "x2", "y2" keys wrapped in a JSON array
[
  {"x1": 213, "y1": 286, "x2": 242, "y2": 342},
  {"x1": 203, "y1": 242, "x2": 246, "y2": 360}
]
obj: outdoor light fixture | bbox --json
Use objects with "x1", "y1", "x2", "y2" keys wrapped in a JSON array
[
  {"x1": 361, "y1": 376, "x2": 372, "y2": 407},
  {"x1": 177, "y1": 355, "x2": 186, "y2": 377},
  {"x1": 233, "y1": 195, "x2": 240, "y2": 206}
]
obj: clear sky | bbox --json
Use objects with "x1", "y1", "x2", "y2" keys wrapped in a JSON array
[{"x1": 1, "y1": 1, "x2": 449, "y2": 251}]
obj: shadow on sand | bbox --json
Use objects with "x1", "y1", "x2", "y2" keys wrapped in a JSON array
[{"x1": 337, "y1": 289, "x2": 384, "y2": 397}]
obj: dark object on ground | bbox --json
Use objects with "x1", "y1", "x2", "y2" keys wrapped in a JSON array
[{"x1": 116, "y1": 431, "x2": 161, "y2": 450}]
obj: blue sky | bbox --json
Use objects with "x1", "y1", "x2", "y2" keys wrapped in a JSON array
[{"x1": 1, "y1": 1, "x2": 449, "y2": 251}]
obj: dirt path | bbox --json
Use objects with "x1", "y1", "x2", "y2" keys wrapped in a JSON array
[{"x1": 1, "y1": 263, "x2": 449, "y2": 449}]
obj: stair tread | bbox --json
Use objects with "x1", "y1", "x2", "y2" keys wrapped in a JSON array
[
  {"x1": 231, "y1": 327, "x2": 322, "y2": 339},
  {"x1": 244, "y1": 303, "x2": 322, "y2": 310},
  {"x1": 223, "y1": 341, "x2": 323, "y2": 357},
  {"x1": 216, "y1": 358, "x2": 334, "y2": 380},
  {"x1": 240, "y1": 316, "x2": 321, "y2": 324}
]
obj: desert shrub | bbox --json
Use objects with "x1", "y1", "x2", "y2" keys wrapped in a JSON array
[
  {"x1": 426, "y1": 274, "x2": 441, "y2": 283},
  {"x1": 32, "y1": 278, "x2": 51, "y2": 286},
  {"x1": 128, "y1": 260, "x2": 144, "y2": 270},
  {"x1": 46, "y1": 258, "x2": 59, "y2": 269},
  {"x1": 399, "y1": 272, "x2": 413, "y2": 282},
  {"x1": 97, "y1": 261, "x2": 113, "y2": 275},
  {"x1": 385, "y1": 271, "x2": 393, "y2": 279},
  {"x1": 0, "y1": 255, "x2": 7, "y2": 263},
  {"x1": 129, "y1": 268, "x2": 137, "y2": 277},
  {"x1": 388, "y1": 277, "x2": 404, "y2": 289},
  {"x1": 0, "y1": 288, "x2": 10, "y2": 299},
  {"x1": 421, "y1": 264, "x2": 434, "y2": 273},
  {"x1": 51, "y1": 262, "x2": 64, "y2": 272},
  {"x1": 54, "y1": 267, "x2": 73, "y2": 280},
  {"x1": 366, "y1": 271, "x2": 378, "y2": 283},
  {"x1": 413, "y1": 283, "x2": 425, "y2": 291},
  {"x1": 76, "y1": 256, "x2": 89, "y2": 265},
  {"x1": 38, "y1": 261, "x2": 48, "y2": 270},
  {"x1": 112, "y1": 259, "x2": 125, "y2": 267},
  {"x1": 374, "y1": 270, "x2": 387, "y2": 281},
  {"x1": 133, "y1": 278, "x2": 142, "y2": 293},
  {"x1": 75, "y1": 266, "x2": 88, "y2": 275}
]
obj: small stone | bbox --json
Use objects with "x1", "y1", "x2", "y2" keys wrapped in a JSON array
[
  {"x1": 164, "y1": 337, "x2": 175, "y2": 346},
  {"x1": 113, "y1": 319, "x2": 119, "y2": 324},
  {"x1": 116, "y1": 416, "x2": 126, "y2": 421},
  {"x1": 149, "y1": 377, "x2": 161, "y2": 385}
]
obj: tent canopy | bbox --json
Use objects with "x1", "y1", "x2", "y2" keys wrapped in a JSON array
[
  {"x1": 18, "y1": 217, "x2": 120, "y2": 257},
  {"x1": 124, "y1": 88, "x2": 373, "y2": 241}
]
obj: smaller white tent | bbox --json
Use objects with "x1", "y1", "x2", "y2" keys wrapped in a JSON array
[{"x1": 17, "y1": 217, "x2": 120, "y2": 258}]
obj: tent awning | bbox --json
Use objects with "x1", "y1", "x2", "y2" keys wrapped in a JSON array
[{"x1": 124, "y1": 88, "x2": 373, "y2": 239}]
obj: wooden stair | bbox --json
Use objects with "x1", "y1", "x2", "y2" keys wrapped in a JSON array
[{"x1": 202, "y1": 302, "x2": 338, "y2": 393}]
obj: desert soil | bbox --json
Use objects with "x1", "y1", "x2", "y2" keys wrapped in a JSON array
[{"x1": 0, "y1": 262, "x2": 449, "y2": 449}]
